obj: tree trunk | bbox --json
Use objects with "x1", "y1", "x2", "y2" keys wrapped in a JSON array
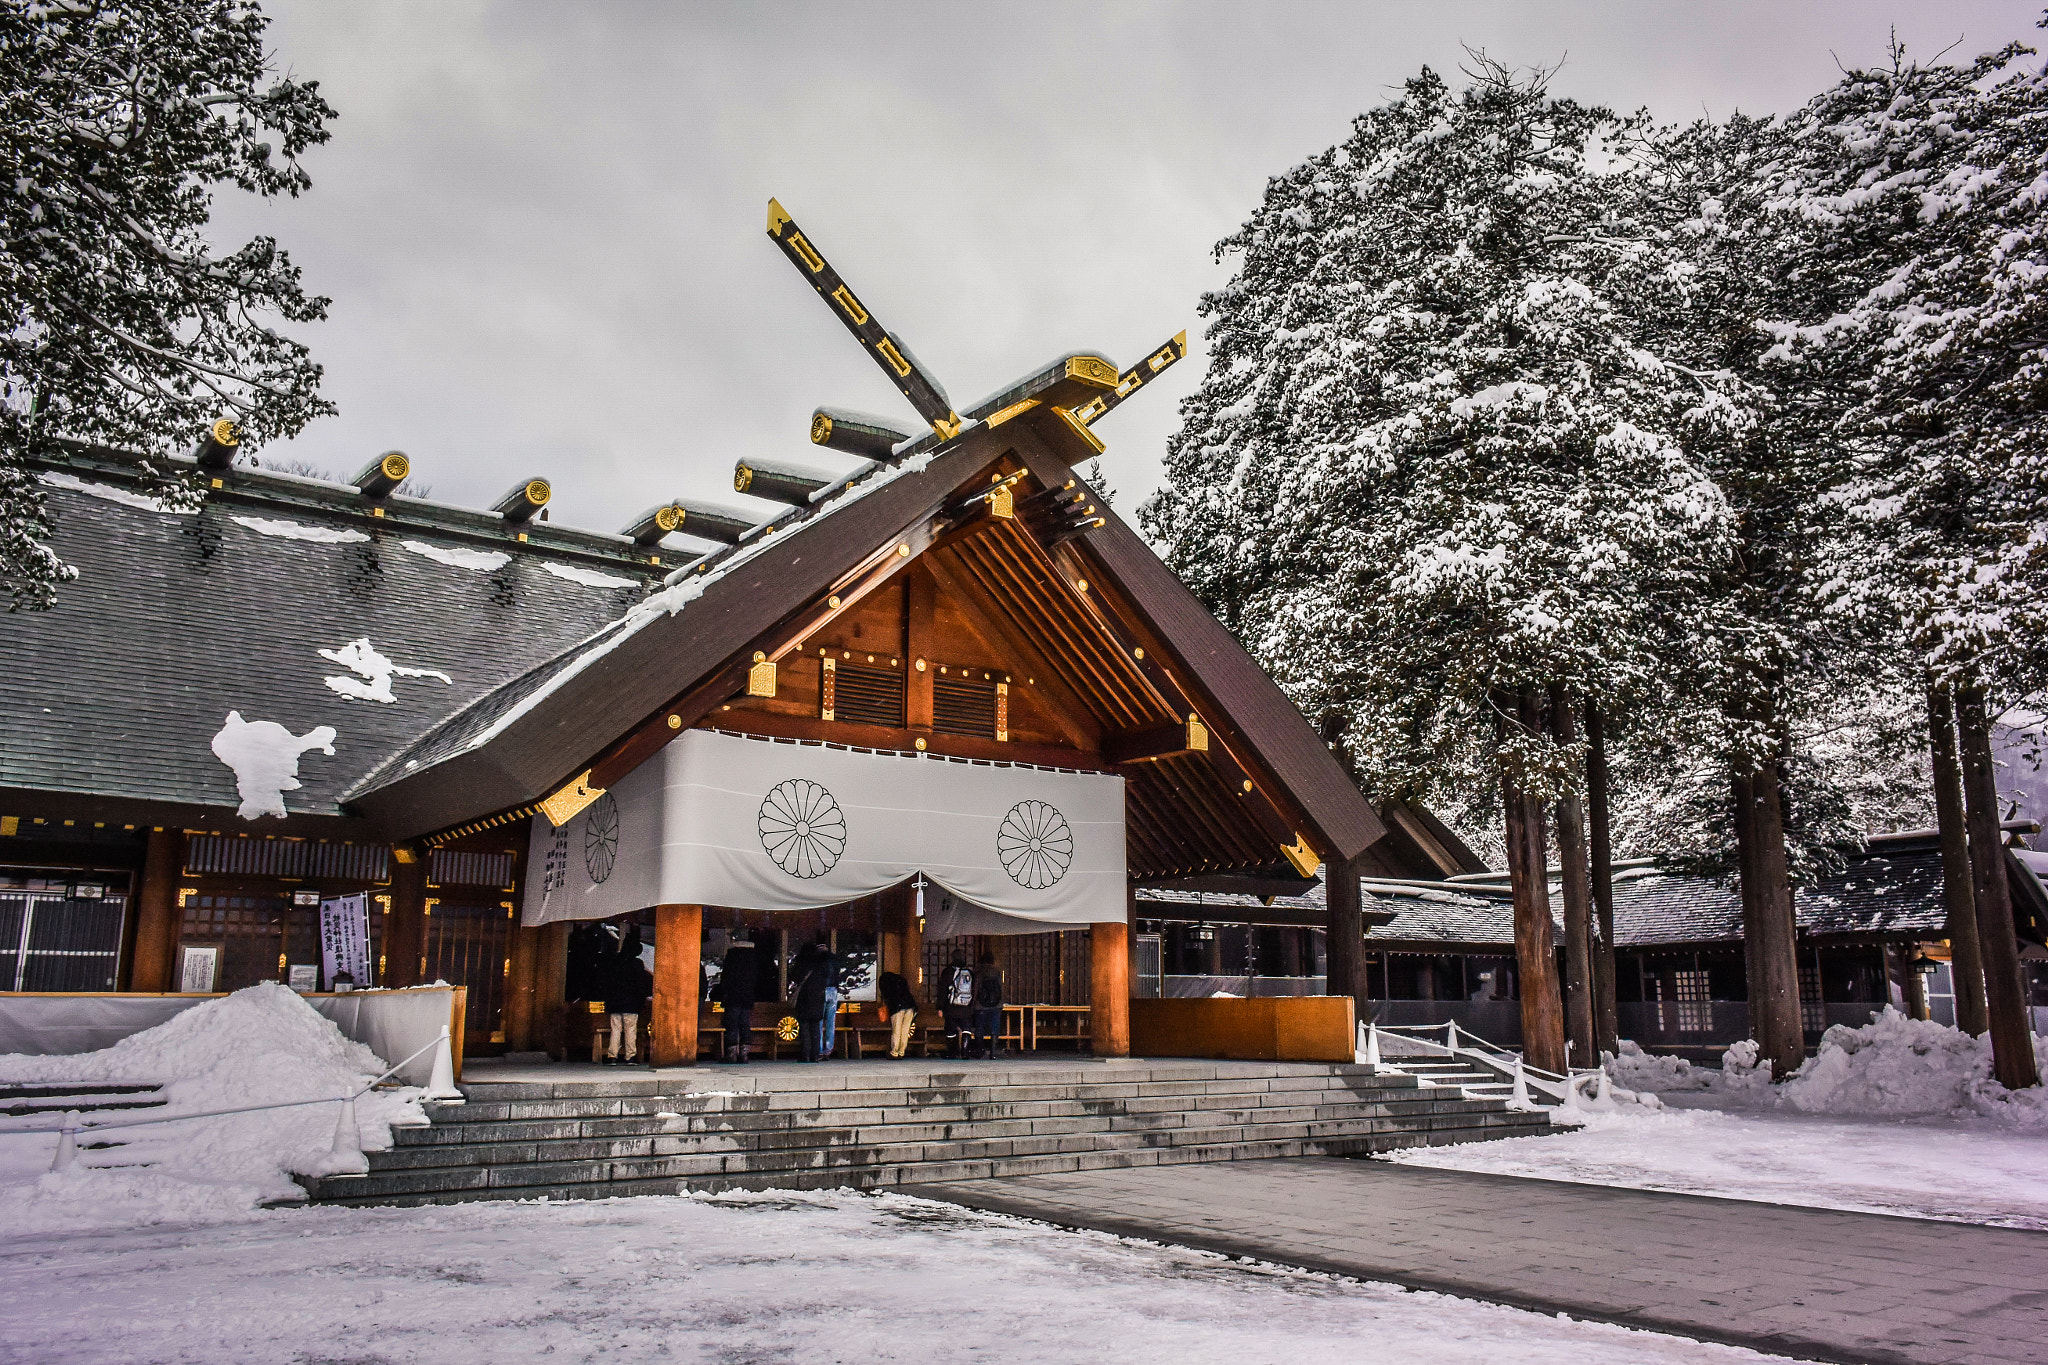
[
  {"x1": 1928, "y1": 684, "x2": 1989, "y2": 1035},
  {"x1": 1954, "y1": 686, "x2": 2041, "y2": 1090},
  {"x1": 1584, "y1": 701, "x2": 1620, "y2": 1056},
  {"x1": 1504, "y1": 687, "x2": 1568, "y2": 1074},
  {"x1": 1550, "y1": 685, "x2": 1596, "y2": 1062},
  {"x1": 1736, "y1": 760, "x2": 1806, "y2": 1079}
]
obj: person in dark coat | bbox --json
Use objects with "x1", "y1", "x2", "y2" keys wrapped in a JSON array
[
  {"x1": 602, "y1": 925, "x2": 653, "y2": 1065},
  {"x1": 715, "y1": 932, "x2": 758, "y2": 1064},
  {"x1": 878, "y1": 969, "x2": 920, "y2": 1058},
  {"x1": 970, "y1": 951, "x2": 1004, "y2": 1060},
  {"x1": 792, "y1": 941, "x2": 830, "y2": 1063}
]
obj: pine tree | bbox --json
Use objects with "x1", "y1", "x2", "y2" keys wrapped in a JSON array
[
  {"x1": 1144, "y1": 59, "x2": 1741, "y2": 1072},
  {"x1": 0, "y1": 0, "x2": 335, "y2": 610},
  {"x1": 1775, "y1": 38, "x2": 2048, "y2": 1087}
]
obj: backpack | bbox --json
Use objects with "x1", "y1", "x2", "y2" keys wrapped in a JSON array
[
  {"x1": 945, "y1": 965, "x2": 975, "y2": 1007},
  {"x1": 974, "y1": 971, "x2": 1002, "y2": 1009}
]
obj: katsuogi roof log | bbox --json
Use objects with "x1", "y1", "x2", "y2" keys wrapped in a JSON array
[
  {"x1": 621, "y1": 503, "x2": 687, "y2": 546},
  {"x1": 493, "y1": 478, "x2": 552, "y2": 522},
  {"x1": 810, "y1": 407, "x2": 918, "y2": 461},
  {"x1": 661, "y1": 500, "x2": 759, "y2": 545},
  {"x1": 353, "y1": 450, "x2": 412, "y2": 497},
  {"x1": 733, "y1": 457, "x2": 837, "y2": 506}
]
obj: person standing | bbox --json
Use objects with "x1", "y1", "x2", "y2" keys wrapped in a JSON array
[
  {"x1": 603, "y1": 924, "x2": 653, "y2": 1066},
  {"x1": 938, "y1": 950, "x2": 975, "y2": 1058},
  {"x1": 970, "y1": 951, "x2": 1004, "y2": 1060},
  {"x1": 716, "y1": 931, "x2": 758, "y2": 1064},
  {"x1": 792, "y1": 941, "x2": 830, "y2": 1063},
  {"x1": 816, "y1": 938, "x2": 842, "y2": 1059},
  {"x1": 878, "y1": 968, "x2": 920, "y2": 1059}
]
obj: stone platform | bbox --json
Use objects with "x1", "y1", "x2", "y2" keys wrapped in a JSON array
[{"x1": 298, "y1": 1055, "x2": 1550, "y2": 1207}]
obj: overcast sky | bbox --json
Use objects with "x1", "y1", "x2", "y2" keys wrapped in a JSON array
[{"x1": 220, "y1": 1, "x2": 2046, "y2": 542}]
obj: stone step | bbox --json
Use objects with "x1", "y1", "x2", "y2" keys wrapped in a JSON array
[
  {"x1": 314, "y1": 1105, "x2": 1550, "y2": 1199},
  {"x1": 367, "y1": 1093, "x2": 1527, "y2": 1172},
  {"x1": 305, "y1": 1110, "x2": 1551, "y2": 1208},
  {"x1": 0, "y1": 1084, "x2": 167, "y2": 1119}
]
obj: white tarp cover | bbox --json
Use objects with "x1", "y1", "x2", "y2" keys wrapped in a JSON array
[{"x1": 525, "y1": 729, "x2": 1126, "y2": 928}]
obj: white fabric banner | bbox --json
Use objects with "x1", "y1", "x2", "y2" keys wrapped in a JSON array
[{"x1": 525, "y1": 729, "x2": 1126, "y2": 928}]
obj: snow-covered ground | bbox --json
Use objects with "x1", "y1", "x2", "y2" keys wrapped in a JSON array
[
  {"x1": 1388, "y1": 1010, "x2": 2048, "y2": 1229},
  {"x1": 0, "y1": 1189, "x2": 1791, "y2": 1365}
]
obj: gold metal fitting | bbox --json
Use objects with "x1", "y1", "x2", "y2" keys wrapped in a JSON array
[
  {"x1": 914, "y1": 737, "x2": 927, "y2": 751},
  {"x1": 733, "y1": 464, "x2": 754, "y2": 493},
  {"x1": 380, "y1": 452, "x2": 410, "y2": 482},
  {"x1": 538, "y1": 771, "x2": 606, "y2": 828},
  {"x1": 810, "y1": 412, "x2": 833, "y2": 445},
  {"x1": 212, "y1": 418, "x2": 241, "y2": 446},
  {"x1": 522, "y1": 478, "x2": 551, "y2": 507},
  {"x1": 666, "y1": 714, "x2": 681, "y2": 730},
  {"x1": 827, "y1": 594, "x2": 842, "y2": 609},
  {"x1": 896, "y1": 543, "x2": 910, "y2": 557},
  {"x1": 655, "y1": 505, "x2": 684, "y2": 533},
  {"x1": 1065, "y1": 355, "x2": 1120, "y2": 389}
]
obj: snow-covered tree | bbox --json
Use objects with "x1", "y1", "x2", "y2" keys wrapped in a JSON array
[
  {"x1": 0, "y1": 0, "x2": 334, "y2": 610},
  {"x1": 1764, "y1": 38, "x2": 2048, "y2": 1087},
  {"x1": 1145, "y1": 60, "x2": 1743, "y2": 1071}
]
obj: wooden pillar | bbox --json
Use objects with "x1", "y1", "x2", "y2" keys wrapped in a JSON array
[
  {"x1": 1090, "y1": 920, "x2": 1130, "y2": 1057},
  {"x1": 651, "y1": 904, "x2": 702, "y2": 1067},
  {"x1": 384, "y1": 850, "x2": 429, "y2": 988},
  {"x1": 1324, "y1": 854, "x2": 1366, "y2": 1022},
  {"x1": 906, "y1": 567, "x2": 935, "y2": 738},
  {"x1": 129, "y1": 827, "x2": 184, "y2": 992},
  {"x1": 538, "y1": 920, "x2": 569, "y2": 1060},
  {"x1": 504, "y1": 922, "x2": 542, "y2": 1050}
]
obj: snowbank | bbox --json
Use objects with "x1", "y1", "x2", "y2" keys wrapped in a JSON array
[
  {"x1": 1610, "y1": 1009, "x2": 2048, "y2": 1126},
  {"x1": 0, "y1": 984, "x2": 424, "y2": 1232}
]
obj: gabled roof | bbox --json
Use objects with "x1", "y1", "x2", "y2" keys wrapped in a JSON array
[
  {"x1": 1, "y1": 449, "x2": 649, "y2": 822},
  {"x1": 346, "y1": 376, "x2": 1390, "y2": 872}
]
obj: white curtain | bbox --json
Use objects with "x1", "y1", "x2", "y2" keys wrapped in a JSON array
[{"x1": 525, "y1": 729, "x2": 1126, "y2": 927}]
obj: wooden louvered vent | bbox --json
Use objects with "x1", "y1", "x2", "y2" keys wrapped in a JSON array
[
  {"x1": 934, "y1": 673, "x2": 998, "y2": 738},
  {"x1": 832, "y1": 663, "x2": 904, "y2": 728}
]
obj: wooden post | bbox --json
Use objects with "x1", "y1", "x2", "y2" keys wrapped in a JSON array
[
  {"x1": 906, "y1": 566, "x2": 935, "y2": 738},
  {"x1": 1505, "y1": 687, "x2": 1567, "y2": 1074},
  {"x1": 1955, "y1": 686, "x2": 2041, "y2": 1089},
  {"x1": 1928, "y1": 685, "x2": 1989, "y2": 1035},
  {"x1": 538, "y1": 920, "x2": 569, "y2": 1060},
  {"x1": 128, "y1": 827, "x2": 184, "y2": 992},
  {"x1": 1550, "y1": 685, "x2": 1596, "y2": 1062},
  {"x1": 1324, "y1": 855, "x2": 1366, "y2": 1023},
  {"x1": 504, "y1": 921, "x2": 542, "y2": 1051},
  {"x1": 1584, "y1": 702, "x2": 1620, "y2": 1055},
  {"x1": 1737, "y1": 759, "x2": 1806, "y2": 1080},
  {"x1": 650, "y1": 905, "x2": 702, "y2": 1067},
  {"x1": 1090, "y1": 920, "x2": 1130, "y2": 1056},
  {"x1": 384, "y1": 850, "x2": 428, "y2": 988}
]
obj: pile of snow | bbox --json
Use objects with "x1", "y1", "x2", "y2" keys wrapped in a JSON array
[
  {"x1": 1610, "y1": 1010, "x2": 2048, "y2": 1125},
  {"x1": 0, "y1": 984, "x2": 423, "y2": 1232}
]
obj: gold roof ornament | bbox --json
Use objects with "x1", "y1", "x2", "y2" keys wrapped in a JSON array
[{"x1": 538, "y1": 771, "x2": 606, "y2": 828}]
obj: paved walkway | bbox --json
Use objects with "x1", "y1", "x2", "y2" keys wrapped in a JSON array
[{"x1": 920, "y1": 1158, "x2": 2048, "y2": 1365}]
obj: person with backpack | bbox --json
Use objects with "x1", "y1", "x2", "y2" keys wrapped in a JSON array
[
  {"x1": 715, "y1": 931, "x2": 757, "y2": 1064},
  {"x1": 877, "y1": 968, "x2": 920, "y2": 1058},
  {"x1": 970, "y1": 951, "x2": 1004, "y2": 1060},
  {"x1": 938, "y1": 950, "x2": 975, "y2": 1058}
]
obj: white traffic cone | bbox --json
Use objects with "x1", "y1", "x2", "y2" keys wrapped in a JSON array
[
  {"x1": 1446, "y1": 1019, "x2": 1460, "y2": 1053},
  {"x1": 1562, "y1": 1072, "x2": 1585, "y2": 1113},
  {"x1": 423, "y1": 1024, "x2": 464, "y2": 1102},
  {"x1": 311, "y1": 1097, "x2": 371, "y2": 1177},
  {"x1": 1362, "y1": 1022, "x2": 1381, "y2": 1066},
  {"x1": 1510, "y1": 1056, "x2": 1532, "y2": 1109},
  {"x1": 50, "y1": 1110, "x2": 79, "y2": 1173}
]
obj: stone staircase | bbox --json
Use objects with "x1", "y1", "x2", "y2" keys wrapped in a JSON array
[
  {"x1": 298, "y1": 1059, "x2": 1552, "y2": 1208},
  {"x1": 0, "y1": 1082, "x2": 167, "y2": 1167},
  {"x1": 1374, "y1": 1057, "x2": 1516, "y2": 1101}
]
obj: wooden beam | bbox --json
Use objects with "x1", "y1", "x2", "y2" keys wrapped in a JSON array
[
  {"x1": 1104, "y1": 720, "x2": 1197, "y2": 766},
  {"x1": 706, "y1": 707, "x2": 1107, "y2": 772},
  {"x1": 1091, "y1": 920, "x2": 1130, "y2": 1057},
  {"x1": 905, "y1": 562, "x2": 936, "y2": 735}
]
